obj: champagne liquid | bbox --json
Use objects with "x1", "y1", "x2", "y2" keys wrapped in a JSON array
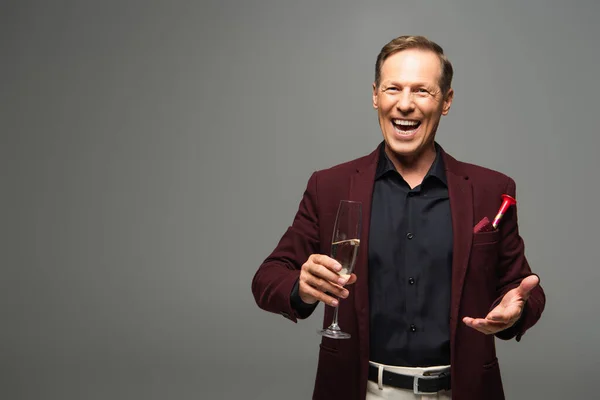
[{"x1": 331, "y1": 238, "x2": 360, "y2": 278}]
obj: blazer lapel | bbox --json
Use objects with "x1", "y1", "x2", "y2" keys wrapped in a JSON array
[
  {"x1": 348, "y1": 147, "x2": 379, "y2": 359},
  {"x1": 443, "y1": 151, "x2": 474, "y2": 353}
]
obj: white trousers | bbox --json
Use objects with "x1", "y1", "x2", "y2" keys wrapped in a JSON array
[{"x1": 366, "y1": 361, "x2": 452, "y2": 400}]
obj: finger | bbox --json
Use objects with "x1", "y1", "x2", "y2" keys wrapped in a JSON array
[
  {"x1": 487, "y1": 304, "x2": 521, "y2": 323},
  {"x1": 477, "y1": 324, "x2": 499, "y2": 335},
  {"x1": 336, "y1": 272, "x2": 356, "y2": 287},
  {"x1": 304, "y1": 273, "x2": 349, "y2": 299},
  {"x1": 463, "y1": 317, "x2": 507, "y2": 335},
  {"x1": 305, "y1": 260, "x2": 347, "y2": 286},
  {"x1": 299, "y1": 281, "x2": 339, "y2": 307},
  {"x1": 516, "y1": 274, "x2": 539, "y2": 300},
  {"x1": 486, "y1": 313, "x2": 507, "y2": 323},
  {"x1": 485, "y1": 302, "x2": 506, "y2": 322},
  {"x1": 479, "y1": 319, "x2": 510, "y2": 334},
  {"x1": 311, "y1": 254, "x2": 342, "y2": 273},
  {"x1": 486, "y1": 308, "x2": 510, "y2": 323},
  {"x1": 345, "y1": 273, "x2": 357, "y2": 285},
  {"x1": 463, "y1": 317, "x2": 492, "y2": 334},
  {"x1": 332, "y1": 273, "x2": 358, "y2": 287}
]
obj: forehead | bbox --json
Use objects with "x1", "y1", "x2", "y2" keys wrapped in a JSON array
[{"x1": 380, "y1": 49, "x2": 442, "y2": 86}]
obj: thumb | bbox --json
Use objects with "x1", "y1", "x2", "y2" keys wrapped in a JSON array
[
  {"x1": 345, "y1": 273, "x2": 358, "y2": 285},
  {"x1": 517, "y1": 274, "x2": 539, "y2": 300}
]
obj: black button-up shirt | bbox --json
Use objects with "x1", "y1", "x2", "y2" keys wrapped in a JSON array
[
  {"x1": 289, "y1": 142, "x2": 453, "y2": 367},
  {"x1": 368, "y1": 142, "x2": 453, "y2": 367}
]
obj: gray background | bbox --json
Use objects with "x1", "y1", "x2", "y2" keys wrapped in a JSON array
[{"x1": 2, "y1": 0, "x2": 598, "y2": 399}]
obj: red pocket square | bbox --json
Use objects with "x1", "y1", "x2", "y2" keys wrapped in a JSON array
[{"x1": 473, "y1": 217, "x2": 494, "y2": 233}]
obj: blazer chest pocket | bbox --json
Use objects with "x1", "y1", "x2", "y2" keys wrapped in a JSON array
[
  {"x1": 471, "y1": 230, "x2": 501, "y2": 276},
  {"x1": 472, "y1": 229, "x2": 501, "y2": 246}
]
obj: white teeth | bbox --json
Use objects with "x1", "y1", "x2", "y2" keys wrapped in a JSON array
[{"x1": 393, "y1": 119, "x2": 419, "y2": 126}]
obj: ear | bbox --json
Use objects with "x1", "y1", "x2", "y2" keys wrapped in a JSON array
[
  {"x1": 372, "y1": 82, "x2": 379, "y2": 109},
  {"x1": 442, "y1": 88, "x2": 454, "y2": 115}
]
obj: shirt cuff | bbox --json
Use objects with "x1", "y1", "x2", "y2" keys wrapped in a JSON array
[{"x1": 290, "y1": 278, "x2": 318, "y2": 318}]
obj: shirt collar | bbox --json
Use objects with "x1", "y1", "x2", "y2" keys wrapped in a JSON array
[{"x1": 375, "y1": 141, "x2": 447, "y2": 186}]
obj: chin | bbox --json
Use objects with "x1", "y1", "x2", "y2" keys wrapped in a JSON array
[{"x1": 385, "y1": 138, "x2": 423, "y2": 157}]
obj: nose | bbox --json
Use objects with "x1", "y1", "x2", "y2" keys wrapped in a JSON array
[{"x1": 396, "y1": 89, "x2": 415, "y2": 113}]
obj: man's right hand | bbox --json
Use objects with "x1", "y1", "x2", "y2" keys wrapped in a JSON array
[{"x1": 298, "y1": 254, "x2": 357, "y2": 307}]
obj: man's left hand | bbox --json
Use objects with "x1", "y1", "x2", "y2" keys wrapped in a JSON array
[{"x1": 462, "y1": 275, "x2": 539, "y2": 335}]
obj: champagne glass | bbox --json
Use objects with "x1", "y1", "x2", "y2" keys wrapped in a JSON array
[{"x1": 317, "y1": 200, "x2": 362, "y2": 339}]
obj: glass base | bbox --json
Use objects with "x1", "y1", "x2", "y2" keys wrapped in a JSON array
[{"x1": 317, "y1": 327, "x2": 351, "y2": 339}]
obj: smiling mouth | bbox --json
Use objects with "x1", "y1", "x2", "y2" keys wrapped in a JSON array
[{"x1": 392, "y1": 119, "x2": 421, "y2": 134}]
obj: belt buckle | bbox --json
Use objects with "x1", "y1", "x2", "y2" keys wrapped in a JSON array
[{"x1": 413, "y1": 371, "x2": 442, "y2": 395}]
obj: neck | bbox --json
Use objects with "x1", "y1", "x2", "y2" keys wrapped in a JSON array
[{"x1": 385, "y1": 143, "x2": 437, "y2": 188}]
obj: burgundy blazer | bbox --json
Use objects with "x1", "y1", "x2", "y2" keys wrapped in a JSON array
[{"x1": 252, "y1": 144, "x2": 545, "y2": 400}]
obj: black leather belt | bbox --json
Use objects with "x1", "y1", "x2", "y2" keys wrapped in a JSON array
[{"x1": 368, "y1": 364, "x2": 451, "y2": 394}]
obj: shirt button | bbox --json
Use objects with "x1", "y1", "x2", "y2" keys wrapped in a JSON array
[
  {"x1": 408, "y1": 277, "x2": 415, "y2": 285},
  {"x1": 406, "y1": 232, "x2": 414, "y2": 239},
  {"x1": 410, "y1": 324, "x2": 417, "y2": 332}
]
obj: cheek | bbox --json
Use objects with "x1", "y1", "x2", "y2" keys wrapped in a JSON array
[
  {"x1": 378, "y1": 107, "x2": 392, "y2": 121},
  {"x1": 378, "y1": 98, "x2": 395, "y2": 111}
]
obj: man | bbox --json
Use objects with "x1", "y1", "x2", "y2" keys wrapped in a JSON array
[{"x1": 252, "y1": 35, "x2": 545, "y2": 400}]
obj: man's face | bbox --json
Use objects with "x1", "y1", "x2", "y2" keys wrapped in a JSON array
[{"x1": 372, "y1": 49, "x2": 453, "y2": 161}]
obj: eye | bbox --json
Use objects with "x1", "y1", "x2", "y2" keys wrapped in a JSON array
[
  {"x1": 416, "y1": 88, "x2": 429, "y2": 93},
  {"x1": 386, "y1": 87, "x2": 399, "y2": 92}
]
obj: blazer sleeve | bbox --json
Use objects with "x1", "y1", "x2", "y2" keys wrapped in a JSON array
[
  {"x1": 492, "y1": 177, "x2": 546, "y2": 341},
  {"x1": 251, "y1": 172, "x2": 321, "y2": 323}
]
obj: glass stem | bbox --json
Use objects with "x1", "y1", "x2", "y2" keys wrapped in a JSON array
[{"x1": 330, "y1": 300, "x2": 341, "y2": 330}]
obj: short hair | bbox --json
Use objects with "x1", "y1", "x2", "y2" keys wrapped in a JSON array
[{"x1": 374, "y1": 35, "x2": 454, "y2": 94}]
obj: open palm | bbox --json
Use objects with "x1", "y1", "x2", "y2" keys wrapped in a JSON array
[{"x1": 463, "y1": 275, "x2": 539, "y2": 335}]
